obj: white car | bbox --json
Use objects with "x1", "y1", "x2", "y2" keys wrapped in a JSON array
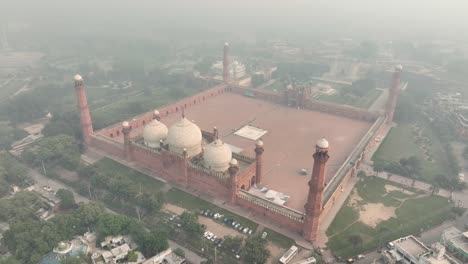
[
  {"x1": 206, "y1": 232, "x2": 213, "y2": 240},
  {"x1": 243, "y1": 228, "x2": 249, "y2": 233},
  {"x1": 211, "y1": 235, "x2": 217, "y2": 242},
  {"x1": 203, "y1": 231, "x2": 209, "y2": 238},
  {"x1": 261, "y1": 232, "x2": 268, "y2": 239}
]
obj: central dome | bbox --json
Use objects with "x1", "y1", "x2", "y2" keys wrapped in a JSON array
[
  {"x1": 166, "y1": 117, "x2": 202, "y2": 157},
  {"x1": 143, "y1": 119, "x2": 168, "y2": 148},
  {"x1": 203, "y1": 139, "x2": 232, "y2": 172}
]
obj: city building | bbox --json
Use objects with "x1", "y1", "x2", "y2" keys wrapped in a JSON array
[
  {"x1": 381, "y1": 235, "x2": 461, "y2": 264},
  {"x1": 73, "y1": 44, "x2": 401, "y2": 242},
  {"x1": 441, "y1": 227, "x2": 468, "y2": 263},
  {"x1": 40, "y1": 236, "x2": 90, "y2": 264}
]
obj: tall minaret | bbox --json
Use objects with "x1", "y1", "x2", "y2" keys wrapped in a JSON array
[
  {"x1": 223, "y1": 42, "x2": 230, "y2": 84},
  {"x1": 254, "y1": 139, "x2": 264, "y2": 185},
  {"x1": 302, "y1": 138, "x2": 330, "y2": 242},
  {"x1": 74, "y1": 74, "x2": 94, "y2": 145},
  {"x1": 385, "y1": 65, "x2": 403, "y2": 125},
  {"x1": 122, "y1": 121, "x2": 132, "y2": 161},
  {"x1": 228, "y1": 158, "x2": 239, "y2": 205}
]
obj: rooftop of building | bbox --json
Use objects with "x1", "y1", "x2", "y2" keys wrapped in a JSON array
[{"x1": 394, "y1": 235, "x2": 430, "y2": 257}]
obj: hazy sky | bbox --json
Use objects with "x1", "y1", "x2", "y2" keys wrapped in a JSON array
[{"x1": 2, "y1": 0, "x2": 468, "y2": 40}]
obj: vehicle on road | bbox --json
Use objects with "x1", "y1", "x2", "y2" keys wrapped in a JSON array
[{"x1": 279, "y1": 245, "x2": 298, "y2": 264}]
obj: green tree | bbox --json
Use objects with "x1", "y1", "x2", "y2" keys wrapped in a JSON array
[
  {"x1": 22, "y1": 134, "x2": 81, "y2": 170},
  {"x1": 242, "y1": 236, "x2": 270, "y2": 264},
  {"x1": 139, "y1": 230, "x2": 169, "y2": 258},
  {"x1": 173, "y1": 248, "x2": 185, "y2": 257},
  {"x1": 222, "y1": 235, "x2": 243, "y2": 252},
  {"x1": 56, "y1": 189, "x2": 76, "y2": 210},
  {"x1": 0, "y1": 257, "x2": 22, "y2": 264},
  {"x1": 127, "y1": 251, "x2": 138, "y2": 262},
  {"x1": 180, "y1": 211, "x2": 203, "y2": 235}
]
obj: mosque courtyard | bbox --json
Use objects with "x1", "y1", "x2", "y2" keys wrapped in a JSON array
[{"x1": 161, "y1": 93, "x2": 373, "y2": 212}]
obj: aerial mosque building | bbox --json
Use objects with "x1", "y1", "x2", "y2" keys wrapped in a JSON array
[{"x1": 74, "y1": 43, "x2": 401, "y2": 242}]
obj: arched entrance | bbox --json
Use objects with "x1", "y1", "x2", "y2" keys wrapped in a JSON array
[
  {"x1": 251, "y1": 176, "x2": 256, "y2": 186},
  {"x1": 241, "y1": 185, "x2": 245, "y2": 190}
]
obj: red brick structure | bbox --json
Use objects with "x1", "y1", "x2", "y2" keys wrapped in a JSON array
[
  {"x1": 75, "y1": 44, "x2": 391, "y2": 242},
  {"x1": 254, "y1": 140, "x2": 264, "y2": 185},
  {"x1": 303, "y1": 138, "x2": 329, "y2": 241},
  {"x1": 386, "y1": 65, "x2": 403, "y2": 124},
  {"x1": 74, "y1": 74, "x2": 93, "y2": 144}
]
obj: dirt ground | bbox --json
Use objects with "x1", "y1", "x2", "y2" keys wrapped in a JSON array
[
  {"x1": 359, "y1": 203, "x2": 396, "y2": 228},
  {"x1": 161, "y1": 93, "x2": 372, "y2": 211},
  {"x1": 384, "y1": 184, "x2": 414, "y2": 195},
  {"x1": 163, "y1": 203, "x2": 245, "y2": 239},
  {"x1": 348, "y1": 189, "x2": 396, "y2": 228}
]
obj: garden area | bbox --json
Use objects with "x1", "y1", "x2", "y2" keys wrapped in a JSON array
[
  {"x1": 326, "y1": 176, "x2": 454, "y2": 258},
  {"x1": 372, "y1": 122, "x2": 453, "y2": 184}
]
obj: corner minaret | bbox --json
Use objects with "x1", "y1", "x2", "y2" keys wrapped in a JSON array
[
  {"x1": 122, "y1": 121, "x2": 132, "y2": 160},
  {"x1": 228, "y1": 158, "x2": 239, "y2": 205},
  {"x1": 254, "y1": 139, "x2": 264, "y2": 185},
  {"x1": 223, "y1": 42, "x2": 230, "y2": 84},
  {"x1": 302, "y1": 138, "x2": 330, "y2": 242},
  {"x1": 386, "y1": 64, "x2": 403, "y2": 125},
  {"x1": 74, "y1": 74, "x2": 94, "y2": 145}
]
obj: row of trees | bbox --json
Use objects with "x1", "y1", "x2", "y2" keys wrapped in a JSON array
[
  {"x1": 22, "y1": 134, "x2": 82, "y2": 170},
  {"x1": 76, "y1": 164, "x2": 165, "y2": 216}
]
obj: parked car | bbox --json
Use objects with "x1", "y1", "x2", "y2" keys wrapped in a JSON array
[
  {"x1": 248, "y1": 230, "x2": 253, "y2": 235},
  {"x1": 243, "y1": 227, "x2": 249, "y2": 233},
  {"x1": 261, "y1": 232, "x2": 268, "y2": 239},
  {"x1": 356, "y1": 255, "x2": 365, "y2": 260}
]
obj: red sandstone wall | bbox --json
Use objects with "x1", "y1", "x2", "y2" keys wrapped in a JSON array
[
  {"x1": 319, "y1": 168, "x2": 353, "y2": 221},
  {"x1": 90, "y1": 136, "x2": 125, "y2": 159},
  {"x1": 236, "y1": 196, "x2": 303, "y2": 233},
  {"x1": 228, "y1": 85, "x2": 378, "y2": 122},
  {"x1": 95, "y1": 84, "x2": 228, "y2": 141},
  {"x1": 237, "y1": 163, "x2": 257, "y2": 190}
]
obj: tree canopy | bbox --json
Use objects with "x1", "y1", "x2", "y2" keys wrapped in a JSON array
[
  {"x1": 242, "y1": 236, "x2": 270, "y2": 264},
  {"x1": 22, "y1": 134, "x2": 81, "y2": 170},
  {"x1": 56, "y1": 189, "x2": 76, "y2": 210}
]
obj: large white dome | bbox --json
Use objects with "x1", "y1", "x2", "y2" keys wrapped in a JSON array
[
  {"x1": 143, "y1": 119, "x2": 168, "y2": 148},
  {"x1": 203, "y1": 139, "x2": 232, "y2": 172},
  {"x1": 166, "y1": 117, "x2": 202, "y2": 157}
]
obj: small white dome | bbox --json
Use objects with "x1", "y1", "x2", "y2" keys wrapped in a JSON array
[
  {"x1": 122, "y1": 121, "x2": 130, "y2": 127},
  {"x1": 204, "y1": 139, "x2": 232, "y2": 172},
  {"x1": 166, "y1": 117, "x2": 202, "y2": 157},
  {"x1": 316, "y1": 138, "x2": 329, "y2": 149},
  {"x1": 230, "y1": 158, "x2": 238, "y2": 166},
  {"x1": 256, "y1": 139, "x2": 264, "y2": 147},
  {"x1": 74, "y1": 74, "x2": 82, "y2": 81},
  {"x1": 143, "y1": 119, "x2": 168, "y2": 148}
]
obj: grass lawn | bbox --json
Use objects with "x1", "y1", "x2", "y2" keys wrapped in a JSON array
[
  {"x1": 93, "y1": 158, "x2": 165, "y2": 191},
  {"x1": 263, "y1": 228, "x2": 295, "y2": 249},
  {"x1": 317, "y1": 88, "x2": 382, "y2": 109},
  {"x1": 166, "y1": 187, "x2": 258, "y2": 230},
  {"x1": 326, "y1": 177, "x2": 452, "y2": 258},
  {"x1": 372, "y1": 123, "x2": 451, "y2": 183}
]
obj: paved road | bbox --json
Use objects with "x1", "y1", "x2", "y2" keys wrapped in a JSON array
[{"x1": 27, "y1": 167, "x2": 207, "y2": 264}]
